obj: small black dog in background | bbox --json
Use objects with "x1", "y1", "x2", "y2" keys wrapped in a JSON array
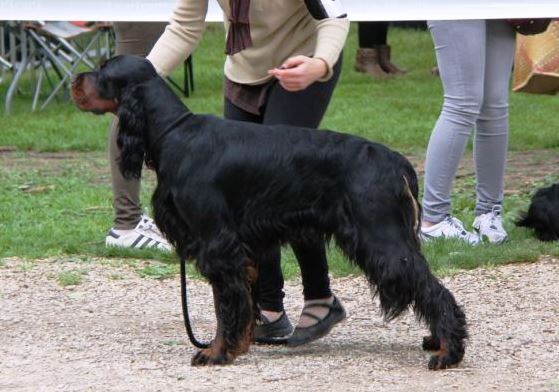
[{"x1": 516, "y1": 184, "x2": 559, "y2": 241}]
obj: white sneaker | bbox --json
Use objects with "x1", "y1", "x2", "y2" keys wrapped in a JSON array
[
  {"x1": 105, "y1": 215, "x2": 172, "y2": 251},
  {"x1": 473, "y1": 206, "x2": 508, "y2": 244},
  {"x1": 421, "y1": 215, "x2": 480, "y2": 245}
]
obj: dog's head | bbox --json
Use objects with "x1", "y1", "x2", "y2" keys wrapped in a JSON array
[
  {"x1": 72, "y1": 55, "x2": 159, "y2": 179},
  {"x1": 71, "y1": 55, "x2": 157, "y2": 114},
  {"x1": 516, "y1": 183, "x2": 559, "y2": 241}
]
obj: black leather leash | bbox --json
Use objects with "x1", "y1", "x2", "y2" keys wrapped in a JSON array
[
  {"x1": 179, "y1": 258, "x2": 291, "y2": 348},
  {"x1": 180, "y1": 258, "x2": 210, "y2": 349}
]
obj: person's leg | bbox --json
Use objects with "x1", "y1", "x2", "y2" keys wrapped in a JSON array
[
  {"x1": 284, "y1": 239, "x2": 346, "y2": 347},
  {"x1": 223, "y1": 97, "x2": 292, "y2": 340},
  {"x1": 224, "y1": 59, "x2": 343, "y2": 342},
  {"x1": 106, "y1": 23, "x2": 171, "y2": 250},
  {"x1": 355, "y1": 22, "x2": 387, "y2": 77},
  {"x1": 263, "y1": 60, "x2": 345, "y2": 338},
  {"x1": 109, "y1": 22, "x2": 166, "y2": 230},
  {"x1": 262, "y1": 57, "x2": 342, "y2": 128},
  {"x1": 470, "y1": 20, "x2": 516, "y2": 243},
  {"x1": 262, "y1": 59, "x2": 342, "y2": 300},
  {"x1": 375, "y1": 23, "x2": 406, "y2": 75},
  {"x1": 421, "y1": 20, "x2": 486, "y2": 242},
  {"x1": 474, "y1": 20, "x2": 516, "y2": 216},
  {"x1": 223, "y1": 98, "x2": 281, "y2": 310},
  {"x1": 108, "y1": 116, "x2": 140, "y2": 230},
  {"x1": 358, "y1": 22, "x2": 388, "y2": 47}
]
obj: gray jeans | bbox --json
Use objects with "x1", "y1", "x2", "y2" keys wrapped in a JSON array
[
  {"x1": 108, "y1": 22, "x2": 166, "y2": 229},
  {"x1": 422, "y1": 20, "x2": 516, "y2": 223}
]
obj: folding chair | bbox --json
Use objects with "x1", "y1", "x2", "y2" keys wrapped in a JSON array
[
  {"x1": 4, "y1": 22, "x2": 31, "y2": 114},
  {"x1": 0, "y1": 22, "x2": 14, "y2": 85},
  {"x1": 23, "y1": 21, "x2": 114, "y2": 111},
  {"x1": 0, "y1": 56, "x2": 10, "y2": 81}
]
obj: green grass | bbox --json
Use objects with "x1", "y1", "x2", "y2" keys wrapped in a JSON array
[
  {"x1": 1, "y1": 24, "x2": 559, "y2": 278},
  {"x1": 56, "y1": 269, "x2": 88, "y2": 287},
  {"x1": 136, "y1": 262, "x2": 178, "y2": 280}
]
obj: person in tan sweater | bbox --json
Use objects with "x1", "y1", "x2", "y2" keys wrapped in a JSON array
[{"x1": 142, "y1": 0, "x2": 350, "y2": 346}]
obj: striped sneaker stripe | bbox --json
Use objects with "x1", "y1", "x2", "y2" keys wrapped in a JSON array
[
  {"x1": 139, "y1": 238, "x2": 152, "y2": 249},
  {"x1": 131, "y1": 234, "x2": 145, "y2": 248}
]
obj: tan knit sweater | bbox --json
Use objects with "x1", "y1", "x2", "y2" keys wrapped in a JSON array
[{"x1": 146, "y1": 0, "x2": 349, "y2": 84}]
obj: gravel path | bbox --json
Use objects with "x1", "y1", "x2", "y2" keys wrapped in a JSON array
[{"x1": 1, "y1": 257, "x2": 558, "y2": 392}]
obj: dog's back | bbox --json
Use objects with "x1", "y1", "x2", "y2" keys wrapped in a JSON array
[{"x1": 156, "y1": 114, "x2": 421, "y2": 252}]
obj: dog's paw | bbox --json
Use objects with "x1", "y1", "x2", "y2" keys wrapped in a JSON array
[
  {"x1": 191, "y1": 349, "x2": 234, "y2": 366},
  {"x1": 426, "y1": 336, "x2": 464, "y2": 370},
  {"x1": 422, "y1": 335, "x2": 440, "y2": 351},
  {"x1": 427, "y1": 352, "x2": 462, "y2": 370},
  {"x1": 429, "y1": 350, "x2": 464, "y2": 370}
]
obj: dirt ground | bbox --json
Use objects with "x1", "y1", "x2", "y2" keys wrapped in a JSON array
[
  {"x1": 1, "y1": 150, "x2": 559, "y2": 391},
  {"x1": 1, "y1": 256, "x2": 558, "y2": 392}
]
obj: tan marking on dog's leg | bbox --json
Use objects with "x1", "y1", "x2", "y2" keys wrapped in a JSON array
[{"x1": 235, "y1": 258, "x2": 258, "y2": 354}]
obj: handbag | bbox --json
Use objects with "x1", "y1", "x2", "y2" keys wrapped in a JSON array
[
  {"x1": 507, "y1": 18, "x2": 552, "y2": 35},
  {"x1": 512, "y1": 21, "x2": 559, "y2": 94}
]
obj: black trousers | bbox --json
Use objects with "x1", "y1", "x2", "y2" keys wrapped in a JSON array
[
  {"x1": 358, "y1": 22, "x2": 389, "y2": 48},
  {"x1": 224, "y1": 58, "x2": 342, "y2": 312}
]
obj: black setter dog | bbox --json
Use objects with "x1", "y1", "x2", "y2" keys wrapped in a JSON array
[
  {"x1": 516, "y1": 184, "x2": 559, "y2": 241},
  {"x1": 71, "y1": 55, "x2": 467, "y2": 369}
]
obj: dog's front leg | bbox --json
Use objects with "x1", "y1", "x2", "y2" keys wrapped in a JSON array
[
  {"x1": 191, "y1": 285, "x2": 235, "y2": 366},
  {"x1": 191, "y1": 256, "x2": 254, "y2": 366}
]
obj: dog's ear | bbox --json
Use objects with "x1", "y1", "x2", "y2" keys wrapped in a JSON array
[{"x1": 117, "y1": 85, "x2": 146, "y2": 179}]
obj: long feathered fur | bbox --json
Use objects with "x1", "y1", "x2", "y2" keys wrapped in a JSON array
[{"x1": 117, "y1": 86, "x2": 148, "y2": 179}]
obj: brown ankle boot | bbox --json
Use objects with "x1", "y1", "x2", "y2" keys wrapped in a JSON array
[
  {"x1": 354, "y1": 48, "x2": 388, "y2": 78},
  {"x1": 376, "y1": 45, "x2": 407, "y2": 75}
]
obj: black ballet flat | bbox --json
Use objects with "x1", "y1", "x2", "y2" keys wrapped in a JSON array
[
  {"x1": 253, "y1": 311, "x2": 293, "y2": 345},
  {"x1": 287, "y1": 296, "x2": 346, "y2": 347}
]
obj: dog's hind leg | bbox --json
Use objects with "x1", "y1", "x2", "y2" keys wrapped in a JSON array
[
  {"x1": 405, "y1": 251, "x2": 467, "y2": 370},
  {"x1": 336, "y1": 189, "x2": 467, "y2": 370},
  {"x1": 351, "y1": 234, "x2": 467, "y2": 369}
]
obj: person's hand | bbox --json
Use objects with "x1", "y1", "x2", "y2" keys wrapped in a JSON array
[{"x1": 267, "y1": 56, "x2": 328, "y2": 92}]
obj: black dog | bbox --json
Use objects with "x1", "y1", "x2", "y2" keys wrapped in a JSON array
[
  {"x1": 516, "y1": 184, "x2": 559, "y2": 241},
  {"x1": 71, "y1": 55, "x2": 467, "y2": 369}
]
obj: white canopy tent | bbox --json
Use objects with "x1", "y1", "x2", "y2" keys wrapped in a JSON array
[{"x1": 1, "y1": 0, "x2": 558, "y2": 22}]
